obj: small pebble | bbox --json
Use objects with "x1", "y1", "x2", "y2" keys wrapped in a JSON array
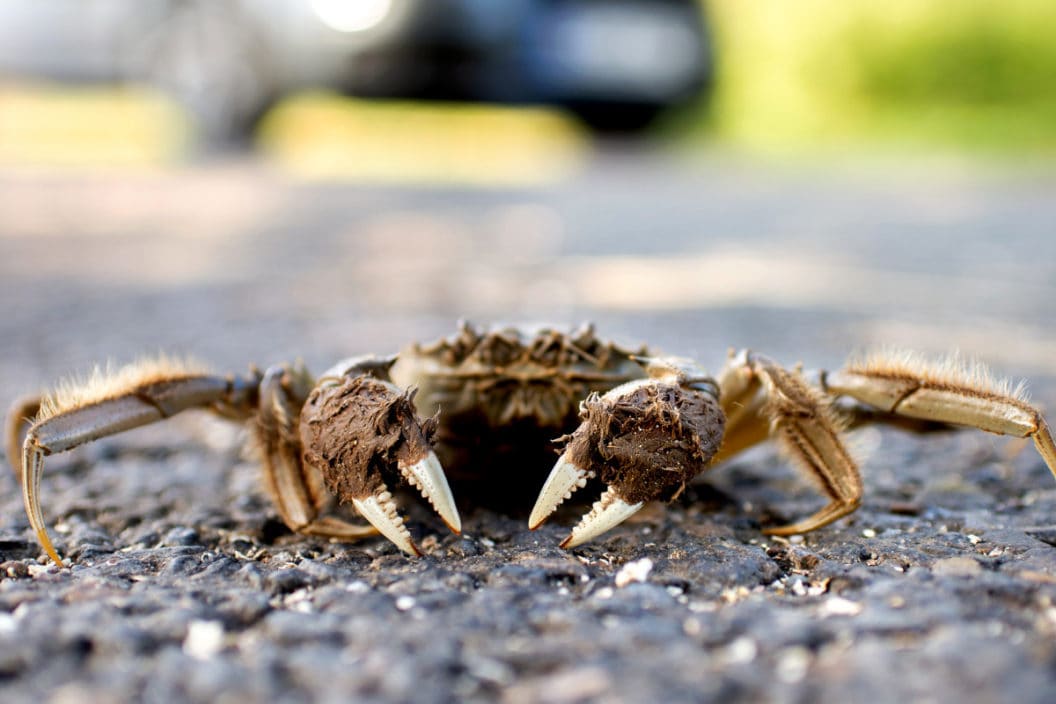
[
  {"x1": 1, "y1": 561, "x2": 29, "y2": 579},
  {"x1": 0, "y1": 612, "x2": 16, "y2": 635},
  {"x1": 723, "y1": 636, "x2": 758, "y2": 665},
  {"x1": 614, "y1": 558, "x2": 653, "y2": 588},
  {"x1": 932, "y1": 556, "x2": 983, "y2": 577},
  {"x1": 819, "y1": 597, "x2": 863, "y2": 617},
  {"x1": 776, "y1": 647, "x2": 811, "y2": 684},
  {"x1": 183, "y1": 620, "x2": 224, "y2": 660}
]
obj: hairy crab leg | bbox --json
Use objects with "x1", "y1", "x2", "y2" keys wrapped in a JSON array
[
  {"x1": 710, "y1": 349, "x2": 1056, "y2": 537},
  {"x1": 823, "y1": 351, "x2": 1056, "y2": 479},
  {"x1": 19, "y1": 368, "x2": 260, "y2": 566},
  {"x1": 712, "y1": 351, "x2": 864, "y2": 535},
  {"x1": 530, "y1": 357, "x2": 725, "y2": 548}
]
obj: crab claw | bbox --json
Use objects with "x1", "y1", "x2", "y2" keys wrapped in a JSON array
[
  {"x1": 352, "y1": 491, "x2": 423, "y2": 557},
  {"x1": 300, "y1": 375, "x2": 462, "y2": 557},
  {"x1": 528, "y1": 453, "x2": 594, "y2": 530},
  {"x1": 346, "y1": 451, "x2": 461, "y2": 557},
  {"x1": 529, "y1": 450, "x2": 646, "y2": 547},
  {"x1": 560, "y1": 487, "x2": 644, "y2": 549},
  {"x1": 531, "y1": 361, "x2": 727, "y2": 549},
  {"x1": 399, "y1": 451, "x2": 462, "y2": 534}
]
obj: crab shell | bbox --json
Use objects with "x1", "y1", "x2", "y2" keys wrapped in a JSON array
[{"x1": 388, "y1": 324, "x2": 649, "y2": 503}]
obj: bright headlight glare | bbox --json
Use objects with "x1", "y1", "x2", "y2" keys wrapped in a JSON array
[{"x1": 312, "y1": 0, "x2": 393, "y2": 33}]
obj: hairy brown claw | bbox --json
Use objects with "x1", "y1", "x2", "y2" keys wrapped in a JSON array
[
  {"x1": 531, "y1": 358, "x2": 726, "y2": 548},
  {"x1": 300, "y1": 374, "x2": 460, "y2": 555}
]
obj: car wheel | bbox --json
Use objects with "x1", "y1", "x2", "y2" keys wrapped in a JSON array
[{"x1": 568, "y1": 101, "x2": 666, "y2": 134}]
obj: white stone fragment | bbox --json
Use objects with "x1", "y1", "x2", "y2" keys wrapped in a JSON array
[
  {"x1": 0, "y1": 612, "x2": 15, "y2": 635},
  {"x1": 723, "y1": 636, "x2": 758, "y2": 664},
  {"x1": 183, "y1": 620, "x2": 224, "y2": 660},
  {"x1": 614, "y1": 557, "x2": 654, "y2": 588},
  {"x1": 284, "y1": 588, "x2": 314, "y2": 613},
  {"x1": 776, "y1": 647, "x2": 811, "y2": 684},
  {"x1": 819, "y1": 596, "x2": 863, "y2": 617}
]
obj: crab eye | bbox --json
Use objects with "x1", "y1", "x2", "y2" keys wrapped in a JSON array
[
  {"x1": 631, "y1": 356, "x2": 717, "y2": 395},
  {"x1": 686, "y1": 377, "x2": 720, "y2": 399}
]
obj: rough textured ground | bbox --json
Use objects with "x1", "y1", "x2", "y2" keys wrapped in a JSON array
[
  {"x1": 2, "y1": 154, "x2": 1056, "y2": 703},
  {"x1": 3, "y1": 416, "x2": 1056, "y2": 704}
]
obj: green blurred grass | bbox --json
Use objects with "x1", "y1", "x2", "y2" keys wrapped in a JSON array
[{"x1": 700, "y1": 0, "x2": 1056, "y2": 154}]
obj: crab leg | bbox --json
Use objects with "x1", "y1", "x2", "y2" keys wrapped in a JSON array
[
  {"x1": 18, "y1": 368, "x2": 260, "y2": 566},
  {"x1": 256, "y1": 364, "x2": 380, "y2": 542},
  {"x1": 709, "y1": 350, "x2": 1056, "y2": 537},
  {"x1": 823, "y1": 352, "x2": 1056, "y2": 479},
  {"x1": 531, "y1": 357, "x2": 726, "y2": 548},
  {"x1": 6, "y1": 394, "x2": 41, "y2": 480},
  {"x1": 710, "y1": 349, "x2": 770, "y2": 465},
  {"x1": 712, "y1": 352, "x2": 864, "y2": 535}
]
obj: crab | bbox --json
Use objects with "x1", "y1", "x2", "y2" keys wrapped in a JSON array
[{"x1": 7, "y1": 323, "x2": 1056, "y2": 566}]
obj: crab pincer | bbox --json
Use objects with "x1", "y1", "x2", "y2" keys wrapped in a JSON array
[
  {"x1": 529, "y1": 357, "x2": 726, "y2": 548},
  {"x1": 299, "y1": 374, "x2": 461, "y2": 556}
]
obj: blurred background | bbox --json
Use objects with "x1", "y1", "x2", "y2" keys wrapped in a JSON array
[{"x1": 2, "y1": 0, "x2": 1055, "y2": 401}]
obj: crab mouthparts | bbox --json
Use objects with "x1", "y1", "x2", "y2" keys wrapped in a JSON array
[
  {"x1": 352, "y1": 450, "x2": 461, "y2": 556},
  {"x1": 529, "y1": 452, "x2": 644, "y2": 548}
]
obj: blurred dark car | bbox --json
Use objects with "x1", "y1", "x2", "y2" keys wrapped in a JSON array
[{"x1": 0, "y1": 0, "x2": 713, "y2": 141}]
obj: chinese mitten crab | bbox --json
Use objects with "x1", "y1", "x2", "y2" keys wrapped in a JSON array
[{"x1": 7, "y1": 323, "x2": 1056, "y2": 565}]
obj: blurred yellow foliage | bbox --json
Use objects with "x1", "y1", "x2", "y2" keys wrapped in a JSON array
[
  {"x1": 257, "y1": 94, "x2": 587, "y2": 186},
  {"x1": 0, "y1": 83, "x2": 188, "y2": 166}
]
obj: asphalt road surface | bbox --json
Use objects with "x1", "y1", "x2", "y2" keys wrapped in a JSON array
[{"x1": 2, "y1": 150, "x2": 1056, "y2": 703}]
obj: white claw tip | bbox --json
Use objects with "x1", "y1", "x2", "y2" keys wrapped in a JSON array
[
  {"x1": 352, "y1": 493, "x2": 421, "y2": 557},
  {"x1": 560, "y1": 487, "x2": 644, "y2": 549},
  {"x1": 399, "y1": 451, "x2": 462, "y2": 534},
  {"x1": 529, "y1": 454, "x2": 595, "y2": 530}
]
